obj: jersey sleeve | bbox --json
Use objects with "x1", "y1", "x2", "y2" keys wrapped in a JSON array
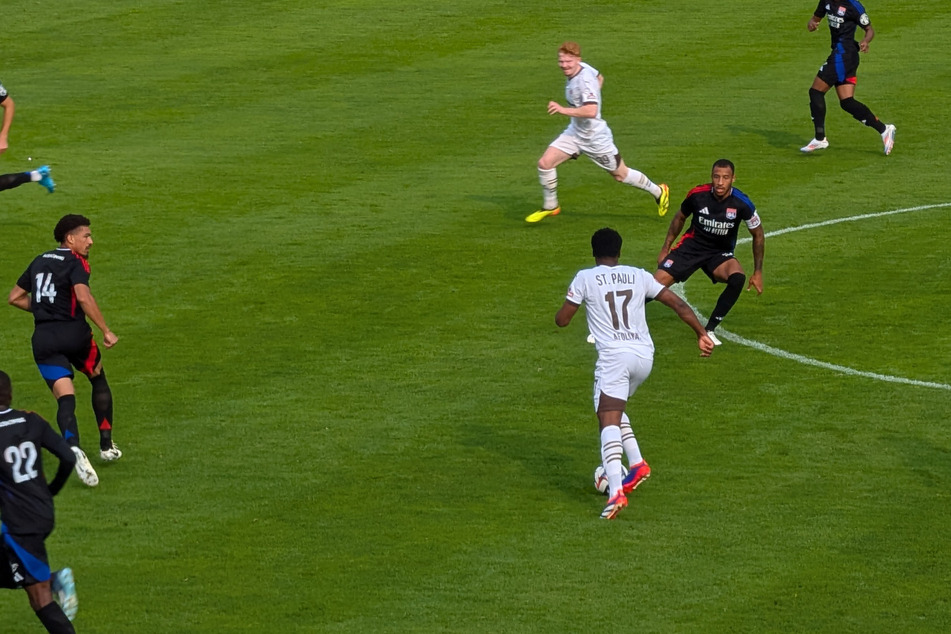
[
  {"x1": 814, "y1": 1, "x2": 827, "y2": 17},
  {"x1": 579, "y1": 65, "x2": 601, "y2": 105},
  {"x1": 16, "y1": 265, "x2": 32, "y2": 292},
  {"x1": 849, "y1": 0, "x2": 870, "y2": 26},
  {"x1": 68, "y1": 254, "x2": 91, "y2": 287},
  {"x1": 565, "y1": 271, "x2": 586, "y2": 306},
  {"x1": 641, "y1": 269, "x2": 666, "y2": 300},
  {"x1": 680, "y1": 192, "x2": 697, "y2": 218}
]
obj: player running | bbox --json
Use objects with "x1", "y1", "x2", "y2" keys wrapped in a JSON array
[
  {"x1": 8, "y1": 215, "x2": 122, "y2": 487},
  {"x1": 801, "y1": 0, "x2": 896, "y2": 155},
  {"x1": 526, "y1": 41, "x2": 668, "y2": 223},
  {"x1": 556, "y1": 228, "x2": 714, "y2": 519},
  {"x1": 653, "y1": 159, "x2": 765, "y2": 346},
  {"x1": 0, "y1": 370, "x2": 79, "y2": 632}
]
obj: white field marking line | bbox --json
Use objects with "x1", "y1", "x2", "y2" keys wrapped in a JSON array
[{"x1": 681, "y1": 202, "x2": 951, "y2": 391}]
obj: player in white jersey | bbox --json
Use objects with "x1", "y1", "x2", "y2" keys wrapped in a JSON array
[
  {"x1": 555, "y1": 228, "x2": 714, "y2": 519},
  {"x1": 526, "y1": 42, "x2": 669, "y2": 223}
]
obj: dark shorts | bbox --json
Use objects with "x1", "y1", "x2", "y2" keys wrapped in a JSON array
[
  {"x1": 817, "y1": 45, "x2": 859, "y2": 86},
  {"x1": 658, "y1": 238, "x2": 736, "y2": 283},
  {"x1": 31, "y1": 320, "x2": 100, "y2": 382},
  {"x1": 1, "y1": 527, "x2": 51, "y2": 588}
]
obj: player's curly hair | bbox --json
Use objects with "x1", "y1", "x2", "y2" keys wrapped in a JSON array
[
  {"x1": 559, "y1": 41, "x2": 581, "y2": 57},
  {"x1": 54, "y1": 214, "x2": 91, "y2": 243},
  {"x1": 0, "y1": 370, "x2": 12, "y2": 408},
  {"x1": 591, "y1": 227, "x2": 622, "y2": 259}
]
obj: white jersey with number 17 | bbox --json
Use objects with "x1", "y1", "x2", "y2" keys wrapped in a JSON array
[{"x1": 565, "y1": 264, "x2": 665, "y2": 358}]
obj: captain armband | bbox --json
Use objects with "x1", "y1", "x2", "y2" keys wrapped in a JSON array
[{"x1": 745, "y1": 213, "x2": 762, "y2": 230}]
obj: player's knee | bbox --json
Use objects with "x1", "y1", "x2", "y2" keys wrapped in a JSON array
[
  {"x1": 727, "y1": 272, "x2": 746, "y2": 290},
  {"x1": 809, "y1": 87, "x2": 825, "y2": 106}
]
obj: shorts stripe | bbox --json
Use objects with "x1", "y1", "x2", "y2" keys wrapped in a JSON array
[
  {"x1": 1, "y1": 527, "x2": 50, "y2": 583},
  {"x1": 37, "y1": 364, "x2": 73, "y2": 381}
]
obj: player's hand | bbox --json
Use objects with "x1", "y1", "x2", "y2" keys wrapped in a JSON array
[
  {"x1": 859, "y1": 40, "x2": 870, "y2": 53},
  {"x1": 547, "y1": 101, "x2": 563, "y2": 116},
  {"x1": 698, "y1": 333, "x2": 715, "y2": 357},
  {"x1": 807, "y1": 18, "x2": 820, "y2": 32},
  {"x1": 746, "y1": 271, "x2": 763, "y2": 295},
  {"x1": 102, "y1": 331, "x2": 119, "y2": 348}
]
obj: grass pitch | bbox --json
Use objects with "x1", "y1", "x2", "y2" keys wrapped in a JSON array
[{"x1": 1, "y1": 0, "x2": 949, "y2": 631}]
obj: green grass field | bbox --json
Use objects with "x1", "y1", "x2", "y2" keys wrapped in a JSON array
[{"x1": 1, "y1": 0, "x2": 949, "y2": 631}]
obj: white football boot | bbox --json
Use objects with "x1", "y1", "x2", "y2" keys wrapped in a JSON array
[{"x1": 71, "y1": 446, "x2": 99, "y2": 487}]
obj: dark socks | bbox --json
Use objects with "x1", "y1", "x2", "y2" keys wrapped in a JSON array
[
  {"x1": 35, "y1": 601, "x2": 75, "y2": 633},
  {"x1": 706, "y1": 273, "x2": 746, "y2": 331},
  {"x1": 90, "y1": 372, "x2": 114, "y2": 450},
  {"x1": 840, "y1": 97, "x2": 887, "y2": 133},
  {"x1": 809, "y1": 88, "x2": 827, "y2": 140},
  {"x1": 56, "y1": 395, "x2": 80, "y2": 446}
]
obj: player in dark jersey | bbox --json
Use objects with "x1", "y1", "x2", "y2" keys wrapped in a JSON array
[
  {"x1": 653, "y1": 159, "x2": 765, "y2": 346},
  {"x1": 801, "y1": 0, "x2": 896, "y2": 155},
  {"x1": 8, "y1": 215, "x2": 121, "y2": 488},
  {"x1": 0, "y1": 370, "x2": 79, "y2": 632}
]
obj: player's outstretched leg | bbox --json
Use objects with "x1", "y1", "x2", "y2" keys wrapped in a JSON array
[{"x1": 51, "y1": 568, "x2": 78, "y2": 621}]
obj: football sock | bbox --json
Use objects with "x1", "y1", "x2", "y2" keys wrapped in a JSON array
[
  {"x1": 600, "y1": 425, "x2": 624, "y2": 497},
  {"x1": 90, "y1": 371, "x2": 114, "y2": 450},
  {"x1": 705, "y1": 272, "x2": 746, "y2": 331},
  {"x1": 0, "y1": 171, "x2": 31, "y2": 191},
  {"x1": 622, "y1": 168, "x2": 662, "y2": 199},
  {"x1": 839, "y1": 97, "x2": 887, "y2": 133},
  {"x1": 619, "y1": 414, "x2": 644, "y2": 465},
  {"x1": 56, "y1": 395, "x2": 81, "y2": 447},
  {"x1": 35, "y1": 601, "x2": 76, "y2": 633},
  {"x1": 538, "y1": 167, "x2": 558, "y2": 210},
  {"x1": 809, "y1": 88, "x2": 827, "y2": 140}
]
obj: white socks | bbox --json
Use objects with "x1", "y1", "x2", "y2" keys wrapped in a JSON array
[
  {"x1": 600, "y1": 425, "x2": 624, "y2": 497},
  {"x1": 619, "y1": 414, "x2": 643, "y2": 466},
  {"x1": 538, "y1": 167, "x2": 558, "y2": 210},
  {"x1": 622, "y1": 168, "x2": 662, "y2": 200}
]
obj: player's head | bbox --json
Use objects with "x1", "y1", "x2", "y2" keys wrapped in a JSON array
[
  {"x1": 711, "y1": 158, "x2": 736, "y2": 199},
  {"x1": 591, "y1": 227, "x2": 622, "y2": 259},
  {"x1": 0, "y1": 370, "x2": 11, "y2": 409},
  {"x1": 54, "y1": 214, "x2": 94, "y2": 256},
  {"x1": 557, "y1": 41, "x2": 582, "y2": 76}
]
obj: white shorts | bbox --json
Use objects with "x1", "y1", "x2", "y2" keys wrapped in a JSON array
[
  {"x1": 550, "y1": 131, "x2": 620, "y2": 172},
  {"x1": 592, "y1": 349, "x2": 653, "y2": 409}
]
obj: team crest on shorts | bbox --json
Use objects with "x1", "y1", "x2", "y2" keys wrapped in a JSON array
[
  {"x1": 663, "y1": 259, "x2": 673, "y2": 268},
  {"x1": 726, "y1": 208, "x2": 737, "y2": 219}
]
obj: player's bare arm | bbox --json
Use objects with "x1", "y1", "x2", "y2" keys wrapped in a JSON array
[
  {"x1": 657, "y1": 210, "x2": 687, "y2": 264},
  {"x1": 0, "y1": 95, "x2": 14, "y2": 153},
  {"x1": 73, "y1": 284, "x2": 118, "y2": 347},
  {"x1": 859, "y1": 24, "x2": 875, "y2": 53},
  {"x1": 655, "y1": 289, "x2": 714, "y2": 357},
  {"x1": 7, "y1": 285, "x2": 30, "y2": 312},
  {"x1": 547, "y1": 101, "x2": 598, "y2": 118},
  {"x1": 747, "y1": 224, "x2": 765, "y2": 294},
  {"x1": 555, "y1": 300, "x2": 581, "y2": 327},
  {"x1": 597, "y1": 73, "x2": 604, "y2": 89}
]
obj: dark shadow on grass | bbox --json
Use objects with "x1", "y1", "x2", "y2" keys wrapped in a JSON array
[{"x1": 726, "y1": 125, "x2": 805, "y2": 150}]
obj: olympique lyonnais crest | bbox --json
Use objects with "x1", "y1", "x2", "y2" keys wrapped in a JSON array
[
  {"x1": 837, "y1": 5, "x2": 847, "y2": 15},
  {"x1": 663, "y1": 259, "x2": 674, "y2": 268},
  {"x1": 726, "y1": 208, "x2": 737, "y2": 220}
]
